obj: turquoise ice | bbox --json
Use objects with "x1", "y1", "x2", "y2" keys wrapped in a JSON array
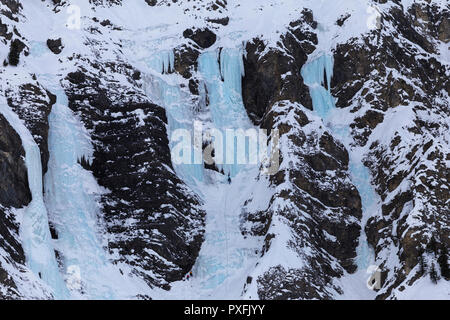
[
  {"x1": 42, "y1": 77, "x2": 119, "y2": 299},
  {"x1": 144, "y1": 47, "x2": 262, "y2": 298},
  {"x1": 198, "y1": 48, "x2": 254, "y2": 178},
  {"x1": 0, "y1": 99, "x2": 69, "y2": 299},
  {"x1": 144, "y1": 48, "x2": 256, "y2": 185},
  {"x1": 301, "y1": 54, "x2": 336, "y2": 119},
  {"x1": 25, "y1": 41, "x2": 131, "y2": 299},
  {"x1": 143, "y1": 51, "x2": 205, "y2": 185},
  {"x1": 302, "y1": 55, "x2": 376, "y2": 270}
]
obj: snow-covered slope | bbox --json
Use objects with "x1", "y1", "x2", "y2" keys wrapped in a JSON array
[{"x1": 0, "y1": 0, "x2": 448, "y2": 300}]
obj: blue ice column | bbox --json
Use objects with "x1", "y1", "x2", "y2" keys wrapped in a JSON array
[
  {"x1": 350, "y1": 161, "x2": 377, "y2": 269},
  {"x1": 301, "y1": 55, "x2": 336, "y2": 119},
  {"x1": 301, "y1": 55, "x2": 376, "y2": 270},
  {"x1": 198, "y1": 48, "x2": 253, "y2": 178},
  {"x1": 147, "y1": 50, "x2": 175, "y2": 74},
  {"x1": 145, "y1": 48, "x2": 255, "y2": 183},
  {"x1": 43, "y1": 80, "x2": 118, "y2": 299},
  {"x1": 144, "y1": 51, "x2": 204, "y2": 185},
  {"x1": 26, "y1": 42, "x2": 118, "y2": 298},
  {"x1": 187, "y1": 48, "x2": 259, "y2": 292},
  {"x1": 0, "y1": 99, "x2": 69, "y2": 299}
]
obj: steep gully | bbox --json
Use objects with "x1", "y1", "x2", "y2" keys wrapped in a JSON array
[
  {"x1": 302, "y1": 54, "x2": 379, "y2": 299},
  {"x1": 143, "y1": 48, "x2": 265, "y2": 299}
]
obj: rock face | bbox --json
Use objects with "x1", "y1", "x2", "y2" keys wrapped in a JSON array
[
  {"x1": 62, "y1": 58, "x2": 205, "y2": 289},
  {"x1": 250, "y1": 113, "x2": 362, "y2": 299},
  {"x1": 183, "y1": 28, "x2": 217, "y2": 49},
  {"x1": 0, "y1": 0, "x2": 206, "y2": 296},
  {"x1": 242, "y1": 10, "x2": 317, "y2": 126},
  {"x1": 0, "y1": 115, "x2": 30, "y2": 208},
  {"x1": 0, "y1": 0, "x2": 55, "y2": 299},
  {"x1": 239, "y1": 12, "x2": 363, "y2": 299},
  {"x1": 331, "y1": 2, "x2": 450, "y2": 298}
]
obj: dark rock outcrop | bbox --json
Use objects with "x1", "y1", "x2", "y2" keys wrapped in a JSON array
[
  {"x1": 242, "y1": 10, "x2": 317, "y2": 126},
  {"x1": 183, "y1": 27, "x2": 217, "y2": 49},
  {"x1": 0, "y1": 115, "x2": 30, "y2": 207},
  {"x1": 240, "y1": 10, "x2": 363, "y2": 299},
  {"x1": 46, "y1": 38, "x2": 63, "y2": 55},
  {"x1": 0, "y1": 114, "x2": 30, "y2": 299},
  {"x1": 330, "y1": 1, "x2": 450, "y2": 298},
  {"x1": 5, "y1": 83, "x2": 56, "y2": 174},
  {"x1": 63, "y1": 59, "x2": 205, "y2": 289}
]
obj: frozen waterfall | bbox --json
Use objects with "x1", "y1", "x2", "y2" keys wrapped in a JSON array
[
  {"x1": 0, "y1": 97, "x2": 69, "y2": 299},
  {"x1": 302, "y1": 55, "x2": 378, "y2": 273},
  {"x1": 143, "y1": 47, "x2": 264, "y2": 299}
]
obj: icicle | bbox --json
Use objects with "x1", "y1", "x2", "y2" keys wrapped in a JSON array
[
  {"x1": 198, "y1": 47, "x2": 253, "y2": 179},
  {"x1": 301, "y1": 55, "x2": 336, "y2": 119},
  {"x1": 144, "y1": 51, "x2": 204, "y2": 185},
  {"x1": 147, "y1": 50, "x2": 175, "y2": 75}
]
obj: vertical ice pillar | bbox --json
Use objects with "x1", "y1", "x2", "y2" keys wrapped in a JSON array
[
  {"x1": 144, "y1": 51, "x2": 204, "y2": 185},
  {"x1": 199, "y1": 48, "x2": 248, "y2": 129},
  {"x1": 198, "y1": 48, "x2": 253, "y2": 178},
  {"x1": 145, "y1": 48, "x2": 256, "y2": 184},
  {"x1": 185, "y1": 48, "x2": 262, "y2": 294},
  {"x1": 147, "y1": 50, "x2": 175, "y2": 75},
  {"x1": 301, "y1": 55, "x2": 336, "y2": 119},
  {"x1": 43, "y1": 80, "x2": 118, "y2": 299},
  {"x1": 0, "y1": 98, "x2": 69, "y2": 299}
]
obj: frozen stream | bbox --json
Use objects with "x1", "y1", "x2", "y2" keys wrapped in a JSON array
[{"x1": 42, "y1": 77, "x2": 118, "y2": 299}]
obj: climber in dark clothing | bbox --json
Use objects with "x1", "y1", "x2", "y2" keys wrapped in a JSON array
[{"x1": 227, "y1": 174, "x2": 231, "y2": 184}]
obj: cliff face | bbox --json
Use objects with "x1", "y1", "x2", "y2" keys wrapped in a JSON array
[
  {"x1": 0, "y1": 113, "x2": 28, "y2": 299},
  {"x1": 237, "y1": 11, "x2": 364, "y2": 299},
  {"x1": 1, "y1": 0, "x2": 206, "y2": 298},
  {"x1": 62, "y1": 60, "x2": 205, "y2": 290},
  {"x1": 0, "y1": 0, "x2": 448, "y2": 299},
  {"x1": 330, "y1": 1, "x2": 449, "y2": 298}
]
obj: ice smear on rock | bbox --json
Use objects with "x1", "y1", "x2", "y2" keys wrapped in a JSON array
[
  {"x1": 24, "y1": 41, "x2": 152, "y2": 299},
  {"x1": 42, "y1": 77, "x2": 115, "y2": 299},
  {"x1": 143, "y1": 50, "x2": 205, "y2": 185},
  {"x1": 302, "y1": 54, "x2": 379, "y2": 299}
]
